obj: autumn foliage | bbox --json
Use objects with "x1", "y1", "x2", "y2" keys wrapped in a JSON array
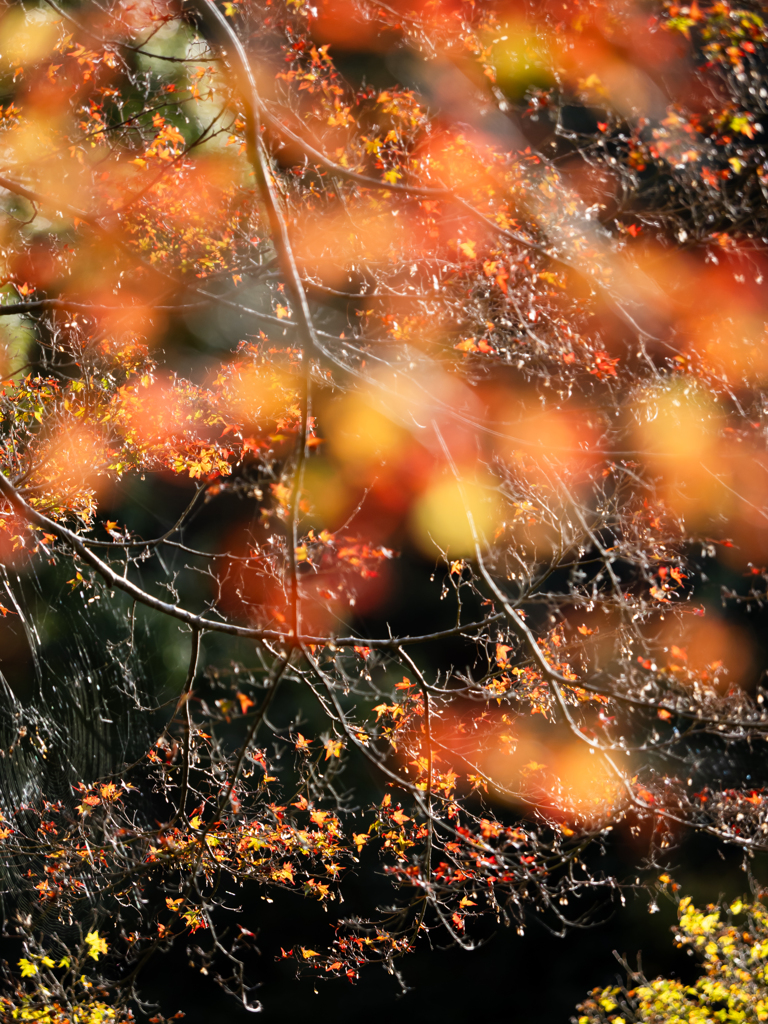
[{"x1": 1, "y1": 0, "x2": 768, "y2": 1019}]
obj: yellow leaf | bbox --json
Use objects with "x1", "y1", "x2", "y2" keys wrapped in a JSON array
[
  {"x1": 301, "y1": 947, "x2": 319, "y2": 958},
  {"x1": 18, "y1": 958, "x2": 38, "y2": 977},
  {"x1": 353, "y1": 833, "x2": 369, "y2": 852},
  {"x1": 84, "y1": 929, "x2": 108, "y2": 961}
]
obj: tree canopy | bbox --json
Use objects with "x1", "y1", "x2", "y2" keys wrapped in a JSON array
[{"x1": 2, "y1": 0, "x2": 768, "y2": 1019}]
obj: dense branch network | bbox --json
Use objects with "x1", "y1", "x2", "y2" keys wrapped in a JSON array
[{"x1": 0, "y1": 0, "x2": 768, "y2": 1019}]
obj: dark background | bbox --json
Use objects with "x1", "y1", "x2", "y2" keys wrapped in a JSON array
[{"x1": 136, "y1": 831, "x2": 756, "y2": 1022}]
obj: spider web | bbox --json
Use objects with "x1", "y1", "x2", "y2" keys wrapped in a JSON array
[{"x1": 0, "y1": 565, "x2": 153, "y2": 933}]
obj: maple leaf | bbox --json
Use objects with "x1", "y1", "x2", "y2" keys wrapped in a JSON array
[
  {"x1": 455, "y1": 338, "x2": 479, "y2": 353},
  {"x1": 237, "y1": 691, "x2": 255, "y2": 714},
  {"x1": 496, "y1": 643, "x2": 513, "y2": 667},
  {"x1": 324, "y1": 738, "x2": 343, "y2": 760},
  {"x1": 84, "y1": 929, "x2": 108, "y2": 960},
  {"x1": 353, "y1": 833, "x2": 370, "y2": 852},
  {"x1": 591, "y1": 351, "x2": 620, "y2": 379},
  {"x1": 271, "y1": 862, "x2": 295, "y2": 885},
  {"x1": 182, "y1": 909, "x2": 208, "y2": 933},
  {"x1": 730, "y1": 113, "x2": 755, "y2": 138}
]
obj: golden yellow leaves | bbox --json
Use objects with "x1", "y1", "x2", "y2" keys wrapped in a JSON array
[
  {"x1": 17, "y1": 958, "x2": 38, "y2": 978},
  {"x1": 16, "y1": 936, "x2": 105, "y2": 990},
  {"x1": 579, "y1": 895, "x2": 768, "y2": 1024},
  {"x1": 84, "y1": 930, "x2": 108, "y2": 961}
]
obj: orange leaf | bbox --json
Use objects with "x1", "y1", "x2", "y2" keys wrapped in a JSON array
[{"x1": 237, "y1": 692, "x2": 255, "y2": 714}]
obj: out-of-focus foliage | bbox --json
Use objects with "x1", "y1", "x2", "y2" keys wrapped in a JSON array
[{"x1": 2, "y1": 0, "x2": 768, "y2": 1018}]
